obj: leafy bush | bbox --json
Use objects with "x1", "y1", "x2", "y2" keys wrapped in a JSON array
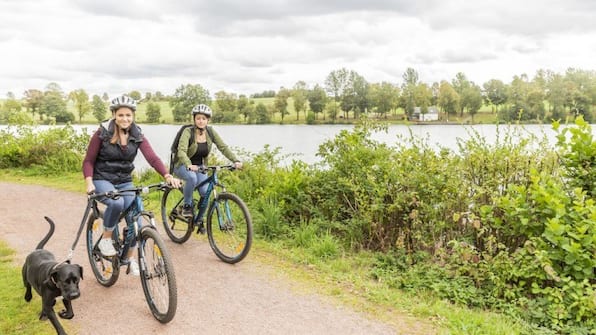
[{"x1": 0, "y1": 125, "x2": 89, "y2": 173}]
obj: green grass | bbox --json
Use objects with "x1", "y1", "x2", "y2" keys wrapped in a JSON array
[
  {"x1": 0, "y1": 170, "x2": 528, "y2": 335},
  {"x1": 0, "y1": 241, "x2": 77, "y2": 335},
  {"x1": 252, "y1": 240, "x2": 528, "y2": 335}
]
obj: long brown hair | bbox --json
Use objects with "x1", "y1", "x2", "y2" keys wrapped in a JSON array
[{"x1": 109, "y1": 123, "x2": 122, "y2": 144}]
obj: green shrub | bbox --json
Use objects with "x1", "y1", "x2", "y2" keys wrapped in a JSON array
[{"x1": 0, "y1": 125, "x2": 89, "y2": 173}]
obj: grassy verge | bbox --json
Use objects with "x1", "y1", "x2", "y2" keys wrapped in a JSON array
[
  {"x1": 0, "y1": 170, "x2": 527, "y2": 335},
  {"x1": 251, "y1": 240, "x2": 527, "y2": 335}
]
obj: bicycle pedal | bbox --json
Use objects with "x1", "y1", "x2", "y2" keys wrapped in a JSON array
[{"x1": 196, "y1": 224, "x2": 205, "y2": 235}]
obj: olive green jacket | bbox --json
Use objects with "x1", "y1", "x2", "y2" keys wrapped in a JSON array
[{"x1": 174, "y1": 125, "x2": 239, "y2": 168}]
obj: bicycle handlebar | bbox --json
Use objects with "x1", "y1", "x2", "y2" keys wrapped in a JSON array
[
  {"x1": 87, "y1": 182, "x2": 171, "y2": 200},
  {"x1": 197, "y1": 164, "x2": 236, "y2": 173}
]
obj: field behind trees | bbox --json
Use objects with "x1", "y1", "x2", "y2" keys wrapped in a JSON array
[{"x1": 1, "y1": 67, "x2": 594, "y2": 126}]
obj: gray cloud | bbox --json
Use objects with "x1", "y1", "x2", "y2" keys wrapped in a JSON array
[{"x1": 0, "y1": 0, "x2": 595, "y2": 98}]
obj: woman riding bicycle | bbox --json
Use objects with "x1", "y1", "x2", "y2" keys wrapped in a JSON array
[
  {"x1": 82, "y1": 95, "x2": 181, "y2": 275},
  {"x1": 172, "y1": 104, "x2": 242, "y2": 219}
]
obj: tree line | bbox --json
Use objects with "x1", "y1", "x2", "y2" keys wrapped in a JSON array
[{"x1": 1, "y1": 67, "x2": 596, "y2": 125}]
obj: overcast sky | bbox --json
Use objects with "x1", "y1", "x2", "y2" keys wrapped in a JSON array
[{"x1": 1, "y1": 0, "x2": 595, "y2": 98}]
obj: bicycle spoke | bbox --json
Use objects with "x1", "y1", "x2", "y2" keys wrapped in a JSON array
[
  {"x1": 161, "y1": 188, "x2": 194, "y2": 243},
  {"x1": 86, "y1": 213, "x2": 119, "y2": 286},
  {"x1": 139, "y1": 228, "x2": 177, "y2": 323},
  {"x1": 207, "y1": 193, "x2": 252, "y2": 264}
]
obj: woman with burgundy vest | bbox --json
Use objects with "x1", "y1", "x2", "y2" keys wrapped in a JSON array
[{"x1": 82, "y1": 95, "x2": 181, "y2": 275}]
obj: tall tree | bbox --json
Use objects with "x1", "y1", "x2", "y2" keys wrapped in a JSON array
[
  {"x1": 462, "y1": 83, "x2": 483, "y2": 121},
  {"x1": 128, "y1": 90, "x2": 142, "y2": 101},
  {"x1": 170, "y1": 84, "x2": 211, "y2": 122},
  {"x1": 341, "y1": 71, "x2": 369, "y2": 118},
  {"x1": 91, "y1": 94, "x2": 107, "y2": 122},
  {"x1": 451, "y1": 72, "x2": 471, "y2": 116},
  {"x1": 145, "y1": 101, "x2": 161, "y2": 123},
  {"x1": 325, "y1": 68, "x2": 349, "y2": 120},
  {"x1": 274, "y1": 87, "x2": 291, "y2": 122},
  {"x1": 369, "y1": 82, "x2": 399, "y2": 118},
  {"x1": 41, "y1": 83, "x2": 69, "y2": 122},
  {"x1": 237, "y1": 95, "x2": 254, "y2": 123},
  {"x1": 507, "y1": 74, "x2": 533, "y2": 121},
  {"x1": 254, "y1": 102, "x2": 270, "y2": 124},
  {"x1": 3, "y1": 92, "x2": 22, "y2": 113},
  {"x1": 213, "y1": 90, "x2": 238, "y2": 123},
  {"x1": 482, "y1": 79, "x2": 508, "y2": 114},
  {"x1": 307, "y1": 84, "x2": 327, "y2": 120},
  {"x1": 23, "y1": 89, "x2": 43, "y2": 120},
  {"x1": 438, "y1": 81, "x2": 460, "y2": 121},
  {"x1": 399, "y1": 67, "x2": 420, "y2": 119},
  {"x1": 546, "y1": 72, "x2": 567, "y2": 120},
  {"x1": 414, "y1": 83, "x2": 432, "y2": 116},
  {"x1": 292, "y1": 81, "x2": 308, "y2": 121},
  {"x1": 68, "y1": 89, "x2": 91, "y2": 122}
]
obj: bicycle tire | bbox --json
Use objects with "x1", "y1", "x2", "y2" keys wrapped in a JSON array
[
  {"x1": 138, "y1": 224, "x2": 178, "y2": 323},
  {"x1": 160, "y1": 187, "x2": 193, "y2": 243},
  {"x1": 86, "y1": 210, "x2": 120, "y2": 287},
  {"x1": 206, "y1": 192, "x2": 253, "y2": 264}
]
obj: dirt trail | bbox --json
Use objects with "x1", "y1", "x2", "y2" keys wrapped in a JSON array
[{"x1": 0, "y1": 181, "x2": 431, "y2": 335}]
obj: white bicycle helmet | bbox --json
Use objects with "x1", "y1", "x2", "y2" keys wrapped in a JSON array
[
  {"x1": 109, "y1": 95, "x2": 137, "y2": 112},
  {"x1": 191, "y1": 104, "x2": 212, "y2": 118}
]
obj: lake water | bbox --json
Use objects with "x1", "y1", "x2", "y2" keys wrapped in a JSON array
[{"x1": 3, "y1": 123, "x2": 566, "y2": 172}]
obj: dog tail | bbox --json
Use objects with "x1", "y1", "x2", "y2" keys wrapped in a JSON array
[{"x1": 35, "y1": 216, "x2": 56, "y2": 250}]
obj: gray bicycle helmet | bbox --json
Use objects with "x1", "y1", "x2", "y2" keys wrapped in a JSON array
[
  {"x1": 109, "y1": 95, "x2": 137, "y2": 112},
  {"x1": 191, "y1": 104, "x2": 212, "y2": 118}
]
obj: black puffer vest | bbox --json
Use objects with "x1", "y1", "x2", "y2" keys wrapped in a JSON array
[{"x1": 93, "y1": 119, "x2": 144, "y2": 185}]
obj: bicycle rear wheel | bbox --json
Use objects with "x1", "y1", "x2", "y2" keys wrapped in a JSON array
[
  {"x1": 160, "y1": 187, "x2": 194, "y2": 243},
  {"x1": 86, "y1": 210, "x2": 120, "y2": 287},
  {"x1": 138, "y1": 224, "x2": 177, "y2": 323},
  {"x1": 206, "y1": 192, "x2": 253, "y2": 264}
]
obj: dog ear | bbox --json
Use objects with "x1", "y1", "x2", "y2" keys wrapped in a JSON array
[{"x1": 78, "y1": 265, "x2": 84, "y2": 280}]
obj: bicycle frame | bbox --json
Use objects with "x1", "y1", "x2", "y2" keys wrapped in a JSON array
[
  {"x1": 192, "y1": 166, "x2": 227, "y2": 224},
  {"x1": 69, "y1": 184, "x2": 164, "y2": 261}
]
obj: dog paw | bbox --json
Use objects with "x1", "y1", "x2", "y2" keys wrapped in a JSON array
[
  {"x1": 59, "y1": 309, "x2": 74, "y2": 319},
  {"x1": 39, "y1": 312, "x2": 48, "y2": 321},
  {"x1": 24, "y1": 293, "x2": 32, "y2": 302}
]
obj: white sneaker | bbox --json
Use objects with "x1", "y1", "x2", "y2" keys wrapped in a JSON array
[
  {"x1": 128, "y1": 258, "x2": 140, "y2": 276},
  {"x1": 98, "y1": 238, "x2": 117, "y2": 256}
]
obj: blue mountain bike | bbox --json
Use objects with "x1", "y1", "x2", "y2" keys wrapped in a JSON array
[
  {"x1": 70, "y1": 183, "x2": 177, "y2": 323},
  {"x1": 160, "y1": 165, "x2": 252, "y2": 264}
]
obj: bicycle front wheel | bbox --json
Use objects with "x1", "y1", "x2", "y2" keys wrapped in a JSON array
[
  {"x1": 138, "y1": 225, "x2": 177, "y2": 323},
  {"x1": 86, "y1": 210, "x2": 120, "y2": 287},
  {"x1": 206, "y1": 192, "x2": 253, "y2": 264},
  {"x1": 160, "y1": 187, "x2": 194, "y2": 243}
]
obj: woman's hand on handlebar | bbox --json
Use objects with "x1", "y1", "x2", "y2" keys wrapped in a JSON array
[
  {"x1": 187, "y1": 164, "x2": 201, "y2": 172},
  {"x1": 85, "y1": 178, "x2": 95, "y2": 194},
  {"x1": 165, "y1": 174, "x2": 182, "y2": 188}
]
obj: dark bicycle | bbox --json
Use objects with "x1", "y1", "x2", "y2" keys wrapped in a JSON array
[
  {"x1": 70, "y1": 182, "x2": 177, "y2": 323},
  {"x1": 160, "y1": 164, "x2": 252, "y2": 264}
]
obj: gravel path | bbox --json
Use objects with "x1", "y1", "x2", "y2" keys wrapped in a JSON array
[{"x1": 0, "y1": 181, "x2": 434, "y2": 335}]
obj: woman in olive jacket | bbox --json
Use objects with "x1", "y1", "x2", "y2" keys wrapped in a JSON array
[{"x1": 173, "y1": 104, "x2": 242, "y2": 218}]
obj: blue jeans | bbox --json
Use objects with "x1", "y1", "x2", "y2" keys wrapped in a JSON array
[
  {"x1": 174, "y1": 165, "x2": 208, "y2": 206},
  {"x1": 93, "y1": 180, "x2": 134, "y2": 231}
]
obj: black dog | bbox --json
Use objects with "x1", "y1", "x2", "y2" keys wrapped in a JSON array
[{"x1": 22, "y1": 216, "x2": 83, "y2": 335}]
